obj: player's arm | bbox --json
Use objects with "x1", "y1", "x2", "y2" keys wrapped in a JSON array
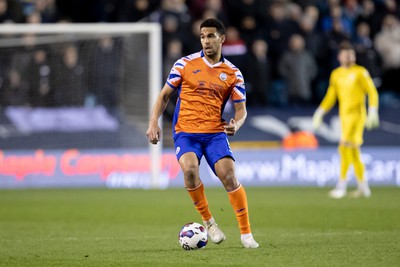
[
  {"x1": 313, "y1": 74, "x2": 337, "y2": 129},
  {"x1": 319, "y1": 83, "x2": 337, "y2": 113},
  {"x1": 224, "y1": 101, "x2": 247, "y2": 136},
  {"x1": 146, "y1": 84, "x2": 175, "y2": 144},
  {"x1": 360, "y1": 69, "x2": 380, "y2": 129}
]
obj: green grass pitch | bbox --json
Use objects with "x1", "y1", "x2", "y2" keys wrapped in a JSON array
[{"x1": 0, "y1": 187, "x2": 399, "y2": 267}]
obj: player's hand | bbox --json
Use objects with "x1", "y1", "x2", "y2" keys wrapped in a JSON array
[
  {"x1": 312, "y1": 108, "x2": 325, "y2": 130},
  {"x1": 365, "y1": 107, "x2": 379, "y2": 130},
  {"x1": 224, "y1": 118, "x2": 237, "y2": 136},
  {"x1": 146, "y1": 124, "x2": 161, "y2": 144}
]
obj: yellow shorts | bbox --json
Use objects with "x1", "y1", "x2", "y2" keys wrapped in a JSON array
[{"x1": 340, "y1": 115, "x2": 365, "y2": 146}]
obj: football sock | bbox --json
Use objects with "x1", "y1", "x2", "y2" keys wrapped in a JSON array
[
  {"x1": 186, "y1": 182, "x2": 212, "y2": 222},
  {"x1": 338, "y1": 144, "x2": 352, "y2": 181},
  {"x1": 352, "y1": 147, "x2": 365, "y2": 182},
  {"x1": 228, "y1": 184, "x2": 251, "y2": 235}
]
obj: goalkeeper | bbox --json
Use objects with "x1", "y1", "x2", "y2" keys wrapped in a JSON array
[{"x1": 312, "y1": 41, "x2": 379, "y2": 199}]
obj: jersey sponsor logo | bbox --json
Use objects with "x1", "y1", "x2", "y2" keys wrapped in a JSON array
[{"x1": 219, "y1": 72, "x2": 227, "y2": 81}]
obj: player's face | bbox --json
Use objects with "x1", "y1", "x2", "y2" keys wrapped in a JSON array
[
  {"x1": 338, "y1": 49, "x2": 356, "y2": 67},
  {"x1": 200, "y1": 27, "x2": 225, "y2": 60}
]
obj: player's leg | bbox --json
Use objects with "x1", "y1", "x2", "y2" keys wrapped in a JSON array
[
  {"x1": 329, "y1": 117, "x2": 358, "y2": 199},
  {"x1": 348, "y1": 120, "x2": 371, "y2": 197},
  {"x1": 214, "y1": 157, "x2": 258, "y2": 248},
  {"x1": 179, "y1": 152, "x2": 213, "y2": 220},
  {"x1": 329, "y1": 143, "x2": 351, "y2": 199},
  {"x1": 175, "y1": 134, "x2": 219, "y2": 238},
  {"x1": 348, "y1": 122, "x2": 371, "y2": 198},
  {"x1": 349, "y1": 146, "x2": 371, "y2": 198},
  {"x1": 180, "y1": 152, "x2": 226, "y2": 242},
  {"x1": 206, "y1": 133, "x2": 258, "y2": 248}
]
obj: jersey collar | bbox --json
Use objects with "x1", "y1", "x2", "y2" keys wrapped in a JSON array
[{"x1": 200, "y1": 50, "x2": 225, "y2": 67}]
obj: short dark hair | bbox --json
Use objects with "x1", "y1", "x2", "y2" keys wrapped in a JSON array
[
  {"x1": 200, "y1": 18, "x2": 225, "y2": 35},
  {"x1": 338, "y1": 41, "x2": 355, "y2": 52}
]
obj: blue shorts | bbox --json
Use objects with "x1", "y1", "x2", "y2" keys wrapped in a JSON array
[{"x1": 173, "y1": 132, "x2": 234, "y2": 175}]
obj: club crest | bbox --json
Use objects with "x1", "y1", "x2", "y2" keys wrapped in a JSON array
[{"x1": 219, "y1": 72, "x2": 227, "y2": 81}]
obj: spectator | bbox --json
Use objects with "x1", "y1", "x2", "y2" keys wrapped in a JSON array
[
  {"x1": 148, "y1": 0, "x2": 192, "y2": 53},
  {"x1": 299, "y1": 14, "x2": 327, "y2": 66},
  {"x1": 28, "y1": 48, "x2": 53, "y2": 107},
  {"x1": 2, "y1": 69, "x2": 30, "y2": 106},
  {"x1": 34, "y1": 0, "x2": 59, "y2": 23},
  {"x1": 225, "y1": 0, "x2": 265, "y2": 46},
  {"x1": 5, "y1": 34, "x2": 37, "y2": 106},
  {"x1": 0, "y1": 0, "x2": 24, "y2": 23},
  {"x1": 261, "y1": 2, "x2": 299, "y2": 80},
  {"x1": 25, "y1": 11, "x2": 42, "y2": 24},
  {"x1": 355, "y1": 0, "x2": 381, "y2": 38},
  {"x1": 163, "y1": 38, "x2": 182, "y2": 79},
  {"x1": 278, "y1": 34, "x2": 318, "y2": 106},
  {"x1": 353, "y1": 22, "x2": 382, "y2": 88},
  {"x1": 374, "y1": 14, "x2": 400, "y2": 94},
  {"x1": 183, "y1": 18, "x2": 203, "y2": 54},
  {"x1": 222, "y1": 26, "x2": 247, "y2": 71},
  {"x1": 342, "y1": 0, "x2": 362, "y2": 22},
  {"x1": 188, "y1": 0, "x2": 229, "y2": 25},
  {"x1": 52, "y1": 45, "x2": 86, "y2": 106},
  {"x1": 163, "y1": 38, "x2": 182, "y2": 119},
  {"x1": 379, "y1": 0, "x2": 400, "y2": 19},
  {"x1": 226, "y1": 0, "x2": 265, "y2": 29},
  {"x1": 324, "y1": 18, "x2": 351, "y2": 71},
  {"x1": 88, "y1": 37, "x2": 121, "y2": 112},
  {"x1": 321, "y1": 3, "x2": 354, "y2": 37},
  {"x1": 244, "y1": 39, "x2": 271, "y2": 107},
  {"x1": 116, "y1": 0, "x2": 160, "y2": 22},
  {"x1": 286, "y1": 2, "x2": 303, "y2": 34},
  {"x1": 304, "y1": 4, "x2": 320, "y2": 25},
  {"x1": 299, "y1": 14, "x2": 329, "y2": 102}
]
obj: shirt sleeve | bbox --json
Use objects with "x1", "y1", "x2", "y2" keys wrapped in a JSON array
[
  {"x1": 231, "y1": 70, "x2": 246, "y2": 103},
  {"x1": 166, "y1": 58, "x2": 184, "y2": 90},
  {"x1": 359, "y1": 68, "x2": 379, "y2": 109},
  {"x1": 319, "y1": 71, "x2": 337, "y2": 113}
]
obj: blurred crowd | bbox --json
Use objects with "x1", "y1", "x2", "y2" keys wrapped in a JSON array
[{"x1": 0, "y1": 0, "x2": 400, "y2": 109}]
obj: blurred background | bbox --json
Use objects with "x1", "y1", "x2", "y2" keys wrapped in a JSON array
[{"x1": 0, "y1": 0, "x2": 399, "y2": 188}]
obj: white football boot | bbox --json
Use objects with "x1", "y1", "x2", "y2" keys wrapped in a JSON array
[
  {"x1": 328, "y1": 188, "x2": 347, "y2": 199},
  {"x1": 241, "y1": 233, "x2": 259, "y2": 248},
  {"x1": 204, "y1": 218, "x2": 226, "y2": 244},
  {"x1": 349, "y1": 181, "x2": 371, "y2": 198},
  {"x1": 328, "y1": 180, "x2": 347, "y2": 199}
]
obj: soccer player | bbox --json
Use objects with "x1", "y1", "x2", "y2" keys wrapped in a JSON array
[
  {"x1": 146, "y1": 18, "x2": 259, "y2": 248},
  {"x1": 312, "y1": 41, "x2": 379, "y2": 199}
]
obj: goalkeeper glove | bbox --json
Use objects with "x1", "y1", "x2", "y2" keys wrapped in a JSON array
[
  {"x1": 365, "y1": 107, "x2": 379, "y2": 130},
  {"x1": 312, "y1": 108, "x2": 325, "y2": 130}
]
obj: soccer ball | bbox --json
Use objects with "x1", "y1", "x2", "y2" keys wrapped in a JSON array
[{"x1": 178, "y1": 222, "x2": 208, "y2": 250}]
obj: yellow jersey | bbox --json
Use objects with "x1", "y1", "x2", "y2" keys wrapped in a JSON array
[
  {"x1": 319, "y1": 64, "x2": 378, "y2": 117},
  {"x1": 319, "y1": 64, "x2": 379, "y2": 145}
]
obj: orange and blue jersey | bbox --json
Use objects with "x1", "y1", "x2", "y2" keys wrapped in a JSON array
[{"x1": 166, "y1": 50, "x2": 246, "y2": 136}]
